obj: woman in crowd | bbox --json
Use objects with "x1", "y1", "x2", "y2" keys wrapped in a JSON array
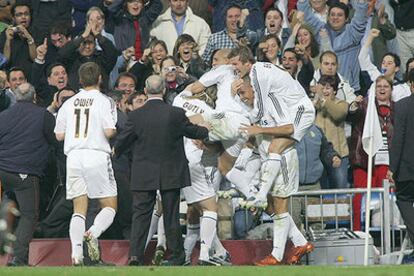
[
  {"x1": 313, "y1": 75, "x2": 350, "y2": 189},
  {"x1": 160, "y1": 56, "x2": 196, "y2": 105},
  {"x1": 128, "y1": 38, "x2": 168, "y2": 90},
  {"x1": 348, "y1": 76, "x2": 395, "y2": 230},
  {"x1": 172, "y1": 34, "x2": 208, "y2": 79},
  {"x1": 256, "y1": 34, "x2": 282, "y2": 66}
]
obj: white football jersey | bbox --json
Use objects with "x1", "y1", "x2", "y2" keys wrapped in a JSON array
[
  {"x1": 172, "y1": 91, "x2": 214, "y2": 117},
  {"x1": 249, "y1": 62, "x2": 312, "y2": 123},
  {"x1": 55, "y1": 89, "x2": 117, "y2": 155},
  {"x1": 199, "y1": 64, "x2": 246, "y2": 114}
]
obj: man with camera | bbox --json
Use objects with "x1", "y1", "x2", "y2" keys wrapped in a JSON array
[{"x1": 0, "y1": 2, "x2": 36, "y2": 78}]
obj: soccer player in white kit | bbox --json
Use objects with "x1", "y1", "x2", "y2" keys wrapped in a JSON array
[
  {"x1": 236, "y1": 76, "x2": 314, "y2": 266},
  {"x1": 173, "y1": 91, "x2": 230, "y2": 265},
  {"x1": 187, "y1": 49, "x2": 251, "y2": 178},
  {"x1": 54, "y1": 62, "x2": 118, "y2": 265},
  {"x1": 228, "y1": 46, "x2": 315, "y2": 209}
]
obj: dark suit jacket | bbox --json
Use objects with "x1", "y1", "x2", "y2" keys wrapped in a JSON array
[
  {"x1": 390, "y1": 93, "x2": 414, "y2": 182},
  {"x1": 115, "y1": 98, "x2": 209, "y2": 191}
]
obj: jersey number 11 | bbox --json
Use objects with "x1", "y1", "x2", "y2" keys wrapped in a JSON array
[{"x1": 74, "y1": 108, "x2": 90, "y2": 138}]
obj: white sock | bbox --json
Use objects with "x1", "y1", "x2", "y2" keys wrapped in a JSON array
[
  {"x1": 226, "y1": 168, "x2": 255, "y2": 197},
  {"x1": 145, "y1": 211, "x2": 161, "y2": 249},
  {"x1": 257, "y1": 153, "x2": 281, "y2": 200},
  {"x1": 156, "y1": 215, "x2": 166, "y2": 249},
  {"x1": 184, "y1": 223, "x2": 200, "y2": 261},
  {"x1": 271, "y1": 212, "x2": 289, "y2": 261},
  {"x1": 87, "y1": 207, "x2": 116, "y2": 239},
  {"x1": 288, "y1": 214, "x2": 307, "y2": 246},
  {"x1": 211, "y1": 234, "x2": 226, "y2": 256},
  {"x1": 70, "y1": 213, "x2": 86, "y2": 259},
  {"x1": 199, "y1": 211, "x2": 217, "y2": 260}
]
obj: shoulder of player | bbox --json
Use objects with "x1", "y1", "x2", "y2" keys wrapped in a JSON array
[{"x1": 254, "y1": 62, "x2": 287, "y2": 72}]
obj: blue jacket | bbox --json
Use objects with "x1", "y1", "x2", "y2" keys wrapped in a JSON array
[
  {"x1": 0, "y1": 102, "x2": 56, "y2": 176},
  {"x1": 297, "y1": 124, "x2": 338, "y2": 185},
  {"x1": 298, "y1": 0, "x2": 368, "y2": 91}
]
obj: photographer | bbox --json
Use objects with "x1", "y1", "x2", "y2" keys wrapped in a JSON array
[{"x1": 0, "y1": 2, "x2": 36, "y2": 78}]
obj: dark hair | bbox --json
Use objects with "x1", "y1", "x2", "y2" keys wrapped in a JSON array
[
  {"x1": 78, "y1": 62, "x2": 101, "y2": 87},
  {"x1": 11, "y1": 1, "x2": 31, "y2": 17},
  {"x1": 225, "y1": 3, "x2": 242, "y2": 16},
  {"x1": 405, "y1": 57, "x2": 414, "y2": 81},
  {"x1": 57, "y1": 86, "x2": 76, "y2": 105},
  {"x1": 49, "y1": 22, "x2": 72, "y2": 38},
  {"x1": 256, "y1": 34, "x2": 281, "y2": 63},
  {"x1": 160, "y1": 55, "x2": 177, "y2": 69},
  {"x1": 294, "y1": 25, "x2": 320, "y2": 58},
  {"x1": 328, "y1": 1, "x2": 350, "y2": 19},
  {"x1": 126, "y1": 91, "x2": 147, "y2": 105},
  {"x1": 115, "y1": 72, "x2": 137, "y2": 88},
  {"x1": 283, "y1": 47, "x2": 299, "y2": 60},
  {"x1": 408, "y1": 68, "x2": 414, "y2": 83},
  {"x1": 106, "y1": 89, "x2": 125, "y2": 103},
  {"x1": 173, "y1": 34, "x2": 196, "y2": 62},
  {"x1": 318, "y1": 74, "x2": 339, "y2": 91},
  {"x1": 46, "y1": 63, "x2": 66, "y2": 77},
  {"x1": 228, "y1": 46, "x2": 255, "y2": 64},
  {"x1": 265, "y1": 7, "x2": 283, "y2": 21},
  {"x1": 320, "y1": 50, "x2": 338, "y2": 64},
  {"x1": 7, "y1": 67, "x2": 26, "y2": 81},
  {"x1": 381, "y1": 52, "x2": 401, "y2": 68}
]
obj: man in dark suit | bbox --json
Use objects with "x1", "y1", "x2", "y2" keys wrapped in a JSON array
[
  {"x1": 115, "y1": 75, "x2": 210, "y2": 266},
  {"x1": 389, "y1": 69, "x2": 414, "y2": 242}
]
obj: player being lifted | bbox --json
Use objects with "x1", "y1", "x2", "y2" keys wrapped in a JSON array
[
  {"x1": 54, "y1": 62, "x2": 118, "y2": 265},
  {"x1": 236, "y1": 75, "x2": 314, "y2": 265},
  {"x1": 228, "y1": 46, "x2": 315, "y2": 209}
]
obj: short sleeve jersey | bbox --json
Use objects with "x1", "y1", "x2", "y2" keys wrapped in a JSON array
[{"x1": 55, "y1": 89, "x2": 117, "y2": 155}]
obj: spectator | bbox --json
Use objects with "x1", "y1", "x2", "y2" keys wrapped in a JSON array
[
  {"x1": 390, "y1": 0, "x2": 414, "y2": 74},
  {"x1": 126, "y1": 90, "x2": 147, "y2": 111},
  {"x1": 58, "y1": 21, "x2": 119, "y2": 90},
  {"x1": 256, "y1": 34, "x2": 282, "y2": 66},
  {"x1": 348, "y1": 76, "x2": 394, "y2": 230},
  {"x1": 237, "y1": 7, "x2": 290, "y2": 54},
  {"x1": 282, "y1": 47, "x2": 315, "y2": 95},
  {"x1": 359, "y1": 28, "x2": 411, "y2": 102},
  {"x1": 298, "y1": 0, "x2": 369, "y2": 92},
  {"x1": 172, "y1": 34, "x2": 208, "y2": 79},
  {"x1": 44, "y1": 23, "x2": 72, "y2": 66},
  {"x1": 201, "y1": 4, "x2": 241, "y2": 63},
  {"x1": 313, "y1": 75, "x2": 349, "y2": 189},
  {"x1": 0, "y1": 83, "x2": 56, "y2": 266},
  {"x1": 0, "y1": 2, "x2": 36, "y2": 78},
  {"x1": 150, "y1": 0, "x2": 211, "y2": 55},
  {"x1": 30, "y1": 0, "x2": 72, "y2": 44},
  {"x1": 110, "y1": 0, "x2": 162, "y2": 59},
  {"x1": 209, "y1": 0, "x2": 264, "y2": 33},
  {"x1": 31, "y1": 39, "x2": 69, "y2": 107},
  {"x1": 128, "y1": 38, "x2": 168, "y2": 90},
  {"x1": 70, "y1": 0, "x2": 101, "y2": 36},
  {"x1": 0, "y1": 71, "x2": 12, "y2": 112},
  {"x1": 114, "y1": 72, "x2": 137, "y2": 113},
  {"x1": 310, "y1": 51, "x2": 356, "y2": 104},
  {"x1": 160, "y1": 55, "x2": 195, "y2": 105},
  {"x1": 5, "y1": 66, "x2": 27, "y2": 107},
  {"x1": 309, "y1": 0, "x2": 328, "y2": 23},
  {"x1": 0, "y1": 0, "x2": 13, "y2": 28}
]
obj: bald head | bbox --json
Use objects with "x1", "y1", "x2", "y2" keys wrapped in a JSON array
[
  {"x1": 145, "y1": 75, "x2": 165, "y2": 96},
  {"x1": 15, "y1": 83, "x2": 35, "y2": 102},
  {"x1": 212, "y1": 49, "x2": 231, "y2": 67}
]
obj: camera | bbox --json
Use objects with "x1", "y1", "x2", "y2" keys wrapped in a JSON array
[
  {"x1": 11, "y1": 27, "x2": 20, "y2": 34},
  {"x1": 165, "y1": 66, "x2": 177, "y2": 73}
]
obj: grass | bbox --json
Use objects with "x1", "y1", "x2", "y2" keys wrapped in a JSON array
[{"x1": 0, "y1": 265, "x2": 414, "y2": 276}]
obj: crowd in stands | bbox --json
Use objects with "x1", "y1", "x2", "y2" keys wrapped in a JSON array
[{"x1": 0, "y1": 0, "x2": 414, "y2": 242}]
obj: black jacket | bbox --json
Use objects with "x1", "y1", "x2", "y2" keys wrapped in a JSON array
[
  {"x1": 390, "y1": 93, "x2": 414, "y2": 181},
  {"x1": 115, "y1": 98, "x2": 208, "y2": 191}
]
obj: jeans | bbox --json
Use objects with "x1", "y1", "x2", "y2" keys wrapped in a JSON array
[
  {"x1": 321, "y1": 157, "x2": 350, "y2": 189},
  {"x1": 233, "y1": 209, "x2": 256, "y2": 239}
]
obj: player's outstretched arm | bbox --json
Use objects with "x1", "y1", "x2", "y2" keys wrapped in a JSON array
[{"x1": 239, "y1": 123, "x2": 294, "y2": 138}]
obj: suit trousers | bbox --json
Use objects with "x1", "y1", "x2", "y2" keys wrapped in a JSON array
[
  {"x1": 0, "y1": 169, "x2": 40, "y2": 264},
  {"x1": 129, "y1": 188, "x2": 183, "y2": 262},
  {"x1": 396, "y1": 180, "x2": 414, "y2": 242}
]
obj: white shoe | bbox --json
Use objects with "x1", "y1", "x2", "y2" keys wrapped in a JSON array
[{"x1": 72, "y1": 256, "x2": 84, "y2": 266}]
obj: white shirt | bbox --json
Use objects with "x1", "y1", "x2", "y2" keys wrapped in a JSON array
[
  {"x1": 199, "y1": 65, "x2": 246, "y2": 114},
  {"x1": 54, "y1": 89, "x2": 117, "y2": 155}
]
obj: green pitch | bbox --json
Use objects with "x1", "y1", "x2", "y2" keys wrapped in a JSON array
[{"x1": 0, "y1": 266, "x2": 414, "y2": 276}]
